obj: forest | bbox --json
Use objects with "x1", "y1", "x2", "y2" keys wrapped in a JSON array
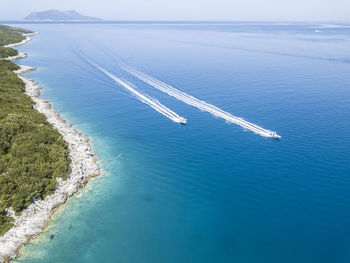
[{"x1": 0, "y1": 25, "x2": 71, "y2": 236}]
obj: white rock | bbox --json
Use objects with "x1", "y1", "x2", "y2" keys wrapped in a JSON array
[
  {"x1": 4, "y1": 52, "x2": 27, "y2": 61},
  {"x1": 0, "y1": 62, "x2": 100, "y2": 261}
]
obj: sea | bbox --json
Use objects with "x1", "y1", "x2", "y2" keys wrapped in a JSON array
[{"x1": 3, "y1": 21, "x2": 350, "y2": 262}]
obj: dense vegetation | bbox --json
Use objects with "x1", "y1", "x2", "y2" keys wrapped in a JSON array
[
  {"x1": 0, "y1": 46, "x2": 18, "y2": 59},
  {"x1": 0, "y1": 25, "x2": 33, "y2": 47},
  {"x1": 0, "y1": 26, "x2": 71, "y2": 236}
]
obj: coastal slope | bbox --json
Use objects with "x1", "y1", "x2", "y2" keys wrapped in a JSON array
[{"x1": 0, "y1": 25, "x2": 100, "y2": 262}]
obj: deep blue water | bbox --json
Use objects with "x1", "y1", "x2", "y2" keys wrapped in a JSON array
[{"x1": 7, "y1": 22, "x2": 350, "y2": 262}]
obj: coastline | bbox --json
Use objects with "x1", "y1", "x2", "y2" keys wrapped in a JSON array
[
  {"x1": 3, "y1": 32, "x2": 38, "y2": 61},
  {"x1": 0, "y1": 33, "x2": 101, "y2": 262},
  {"x1": 3, "y1": 32, "x2": 37, "y2": 48},
  {"x1": 4, "y1": 52, "x2": 27, "y2": 61}
]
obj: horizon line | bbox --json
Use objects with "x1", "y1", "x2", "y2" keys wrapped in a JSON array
[{"x1": 1, "y1": 20, "x2": 349, "y2": 23}]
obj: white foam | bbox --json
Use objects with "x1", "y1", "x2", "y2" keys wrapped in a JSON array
[
  {"x1": 123, "y1": 66, "x2": 280, "y2": 138},
  {"x1": 86, "y1": 59, "x2": 186, "y2": 124},
  {"x1": 317, "y1": 24, "x2": 350, "y2": 29}
]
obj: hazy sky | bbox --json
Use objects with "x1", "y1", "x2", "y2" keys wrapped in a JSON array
[{"x1": 1, "y1": 0, "x2": 350, "y2": 21}]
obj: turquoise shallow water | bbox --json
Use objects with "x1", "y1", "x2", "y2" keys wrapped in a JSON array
[{"x1": 5, "y1": 22, "x2": 350, "y2": 262}]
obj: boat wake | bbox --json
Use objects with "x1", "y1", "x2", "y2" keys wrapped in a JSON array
[
  {"x1": 122, "y1": 65, "x2": 280, "y2": 138},
  {"x1": 86, "y1": 58, "x2": 186, "y2": 124}
]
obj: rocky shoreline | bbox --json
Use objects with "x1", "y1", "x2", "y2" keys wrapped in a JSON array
[
  {"x1": 3, "y1": 32, "x2": 37, "y2": 48},
  {"x1": 0, "y1": 34, "x2": 101, "y2": 262},
  {"x1": 4, "y1": 52, "x2": 27, "y2": 61}
]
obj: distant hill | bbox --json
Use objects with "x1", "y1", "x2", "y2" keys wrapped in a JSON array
[{"x1": 24, "y1": 10, "x2": 102, "y2": 21}]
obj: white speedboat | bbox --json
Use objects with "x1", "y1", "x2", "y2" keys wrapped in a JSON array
[
  {"x1": 269, "y1": 131, "x2": 281, "y2": 139},
  {"x1": 179, "y1": 118, "x2": 187, "y2": 125}
]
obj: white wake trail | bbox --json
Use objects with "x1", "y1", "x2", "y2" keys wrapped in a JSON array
[
  {"x1": 123, "y1": 65, "x2": 280, "y2": 138},
  {"x1": 87, "y1": 59, "x2": 186, "y2": 124}
]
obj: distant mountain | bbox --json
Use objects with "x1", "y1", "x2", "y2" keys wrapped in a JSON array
[{"x1": 24, "y1": 10, "x2": 102, "y2": 21}]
